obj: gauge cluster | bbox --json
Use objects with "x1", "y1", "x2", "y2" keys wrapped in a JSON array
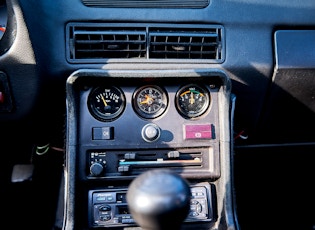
[
  {"x1": 87, "y1": 83, "x2": 212, "y2": 121},
  {"x1": 74, "y1": 73, "x2": 223, "y2": 150}
]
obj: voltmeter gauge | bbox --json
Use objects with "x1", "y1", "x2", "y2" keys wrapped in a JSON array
[
  {"x1": 175, "y1": 84, "x2": 210, "y2": 119},
  {"x1": 133, "y1": 85, "x2": 168, "y2": 119},
  {"x1": 88, "y1": 86, "x2": 125, "y2": 122}
]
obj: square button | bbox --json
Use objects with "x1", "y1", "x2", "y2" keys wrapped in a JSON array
[
  {"x1": 92, "y1": 127, "x2": 114, "y2": 140},
  {"x1": 184, "y1": 124, "x2": 213, "y2": 140}
]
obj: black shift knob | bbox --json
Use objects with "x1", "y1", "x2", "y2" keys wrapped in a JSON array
[{"x1": 127, "y1": 169, "x2": 191, "y2": 230}]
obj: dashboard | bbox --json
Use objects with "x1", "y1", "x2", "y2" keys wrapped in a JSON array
[
  {"x1": 0, "y1": 0, "x2": 314, "y2": 143},
  {"x1": 0, "y1": 0, "x2": 315, "y2": 230}
]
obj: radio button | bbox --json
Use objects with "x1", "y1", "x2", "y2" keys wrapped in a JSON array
[
  {"x1": 100, "y1": 215, "x2": 111, "y2": 221},
  {"x1": 99, "y1": 205, "x2": 111, "y2": 211},
  {"x1": 121, "y1": 217, "x2": 135, "y2": 224}
]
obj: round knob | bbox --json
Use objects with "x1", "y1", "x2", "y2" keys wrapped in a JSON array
[
  {"x1": 127, "y1": 169, "x2": 191, "y2": 230},
  {"x1": 141, "y1": 123, "x2": 161, "y2": 142},
  {"x1": 90, "y1": 162, "x2": 104, "y2": 176}
]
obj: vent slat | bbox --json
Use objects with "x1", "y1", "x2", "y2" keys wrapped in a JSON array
[
  {"x1": 81, "y1": 0, "x2": 209, "y2": 8},
  {"x1": 151, "y1": 42, "x2": 219, "y2": 46},
  {"x1": 76, "y1": 41, "x2": 146, "y2": 45}
]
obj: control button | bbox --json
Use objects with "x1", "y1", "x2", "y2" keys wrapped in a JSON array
[
  {"x1": 118, "y1": 165, "x2": 130, "y2": 172},
  {"x1": 94, "y1": 192, "x2": 111, "y2": 203},
  {"x1": 90, "y1": 162, "x2": 104, "y2": 176},
  {"x1": 191, "y1": 200, "x2": 199, "y2": 205},
  {"x1": 95, "y1": 196, "x2": 106, "y2": 202},
  {"x1": 167, "y1": 151, "x2": 180, "y2": 158},
  {"x1": 196, "y1": 203, "x2": 203, "y2": 213},
  {"x1": 141, "y1": 123, "x2": 161, "y2": 142},
  {"x1": 124, "y1": 152, "x2": 136, "y2": 160},
  {"x1": 190, "y1": 211, "x2": 199, "y2": 217},
  {"x1": 121, "y1": 216, "x2": 135, "y2": 224},
  {"x1": 99, "y1": 205, "x2": 111, "y2": 211},
  {"x1": 92, "y1": 127, "x2": 114, "y2": 140},
  {"x1": 184, "y1": 124, "x2": 213, "y2": 140},
  {"x1": 100, "y1": 215, "x2": 111, "y2": 221},
  {"x1": 113, "y1": 217, "x2": 120, "y2": 224},
  {"x1": 116, "y1": 193, "x2": 127, "y2": 202},
  {"x1": 107, "y1": 196, "x2": 114, "y2": 202}
]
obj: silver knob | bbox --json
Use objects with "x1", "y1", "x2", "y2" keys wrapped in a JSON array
[{"x1": 141, "y1": 123, "x2": 161, "y2": 142}]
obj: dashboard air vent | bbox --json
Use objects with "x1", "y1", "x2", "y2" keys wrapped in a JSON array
[
  {"x1": 149, "y1": 28, "x2": 222, "y2": 59},
  {"x1": 69, "y1": 26, "x2": 146, "y2": 60},
  {"x1": 67, "y1": 23, "x2": 224, "y2": 63}
]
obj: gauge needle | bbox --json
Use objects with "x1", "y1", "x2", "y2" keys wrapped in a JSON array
[
  {"x1": 100, "y1": 95, "x2": 108, "y2": 106},
  {"x1": 189, "y1": 92, "x2": 195, "y2": 104},
  {"x1": 141, "y1": 95, "x2": 153, "y2": 105}
]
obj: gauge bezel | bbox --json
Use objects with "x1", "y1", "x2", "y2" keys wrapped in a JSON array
[
  {"x1": 88, "y1": 86, "x2": 126, "y2": 122},
  {"x1": 175, "y1": 84, "x2": 211, "y2": 119},
  {"x1": 132, "y1": 85, "x2": 168, "y2": 119}
]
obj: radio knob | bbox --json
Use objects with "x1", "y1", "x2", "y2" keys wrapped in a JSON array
[
  {"x1": 141, "y1": 123, "x2": 161, "y2": 142},
  {"x1": 90, "y1": 162, "x2": 104, "y2": 176}
]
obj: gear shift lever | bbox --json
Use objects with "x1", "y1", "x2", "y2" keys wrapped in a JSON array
[{"x1": 127, "y1": 169, "x2": 191, "y2": 230}]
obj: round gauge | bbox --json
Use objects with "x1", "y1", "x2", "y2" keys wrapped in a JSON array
[
  {"x1": 88, "y1": 86, "x2": 125, "y2": 122},
  {"x1": 133, "y1": 85, "x2": 168, "y2": 119},
  {"x1": 175, "y1": 84, "x2": 210, "y2": 119},
  {"x1": 0, "y1": 1, "x2": 7, "y2": 41}
]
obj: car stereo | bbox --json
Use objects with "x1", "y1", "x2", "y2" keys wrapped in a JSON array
[{"x1": 88, "y1": 182, "x2": 213, "y2": 228}]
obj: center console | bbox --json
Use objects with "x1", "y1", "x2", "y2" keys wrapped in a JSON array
[{"x1": 64, "y1": 69, "x2": 236, "y2": 230}]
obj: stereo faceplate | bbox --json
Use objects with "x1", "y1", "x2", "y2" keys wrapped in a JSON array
[{"x1": 89, "y1": 183, "x2": 213, "y2": 228}]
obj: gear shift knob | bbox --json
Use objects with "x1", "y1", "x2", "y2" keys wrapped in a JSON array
[{"x1": 127, "y1": 169, "x2": 191, "y2": 230}]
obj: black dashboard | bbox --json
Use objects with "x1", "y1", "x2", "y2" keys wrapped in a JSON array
[
  {"x1": 0, "y1": 0, "x2": 315, "y2": 230},
  {"x1": 1, "y1": 0, "x2": 314, "y2": 143}
]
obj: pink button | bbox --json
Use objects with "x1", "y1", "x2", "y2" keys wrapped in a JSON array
[{"x1": 184, "y1": 124, "x2": 213, "y2": 139}]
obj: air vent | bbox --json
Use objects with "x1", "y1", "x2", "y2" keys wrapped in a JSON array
[
  {"x1": 67, "y1": 23, "x2": 224, "y2": 63},
  {"x1": 149, "y1": 28, "x2": 222, "y2": 59},
  {"x1": 69, "y1": 26, "x2": 146, "y2": 60}
]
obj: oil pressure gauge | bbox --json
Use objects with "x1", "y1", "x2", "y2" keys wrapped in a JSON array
[
  {"x1": 175, "y1": 84, "x2": 210, "y2": 119},
  {"x1": 88, "y1": 86, "x2": 125, "y2": 122},
  {"x1": 133, "y1": 85, "x2": 168, "y2": 119}
]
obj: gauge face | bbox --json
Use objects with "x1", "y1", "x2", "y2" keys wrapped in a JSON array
[
  {"x1": 175, "y1": 84, "x2": 210, "y2": 119},
  {"x1": 0, "y1": 1, "x2": 7, "y2": 40},
  {"x1": 133, "y1": 85, "x2": 168, "y2": 119},
  {"x1": 88, "y1": 86, "x2": 125, "y2": 122}
]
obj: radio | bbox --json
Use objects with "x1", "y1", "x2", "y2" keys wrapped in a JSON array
[{"x1": 88, "y1": 182, "x2": 213, "y2": 228}]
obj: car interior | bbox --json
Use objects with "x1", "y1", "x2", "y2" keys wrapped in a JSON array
[{"x1": 0, "y1": 0, "x2": 315, "y2": 230}]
